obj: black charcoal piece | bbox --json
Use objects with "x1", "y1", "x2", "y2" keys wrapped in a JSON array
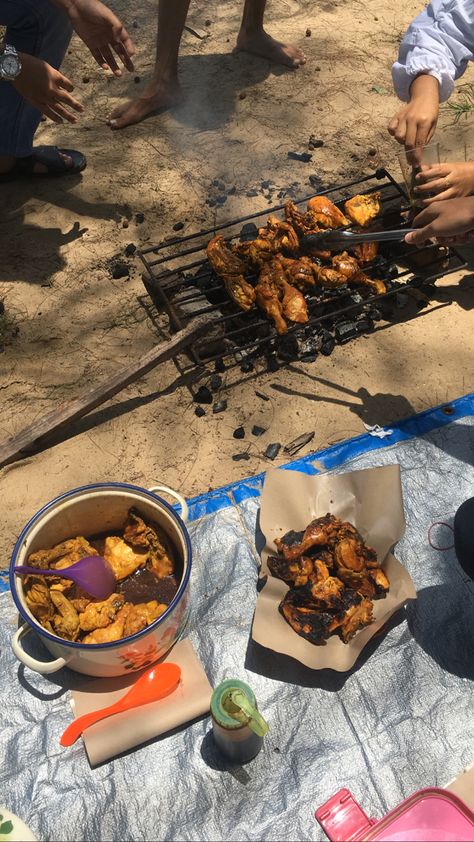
[
  {"x1": 111, "y1": 262, "x2": 130, "y2": 279},
  {"x1": 240, "y1": 359, "x2": 254, "y2": 372},
  {"x1": 232, "y1": 452, "x2": 251, "y2": 462},
  {"x1": 227, "y1": 186, "x2": 236, "y2": 195},
  {"x1": 387, "y1": 264, "x2": 399, "y2": 279},
  {"x1": 267, "y1": 354, "x2": 279, "y2": 372},
  {"x1": 309, "y1": 136, "x2": 324, "y2": 149},
  {"x1": 135, "y1": 212, "x2": 145, "y2": 223},
  {"x1": 309, "y1": 174, "x2": 323, "y2": 190},
  {"x1": 207, "y1": 197, "x2": 216, "y2": 207},
  {"x1": 239, "y1": 222, "x2": 258, "y2": 241},
  {"x1": 124, "y1": 243, "x2": 136, "y2": 256},
  {"x1": 300, "y1": 352, "x2": 317, "y2": 362},
  {"x1": 233, "y1": 426, "x2": 245, "y2": 439},
  {"x1": 356, "y1": 317, "x2": 374, "y2": 333},
  {"x1": 194, "y1": 385, "x2": 213, "y2": 404},
  {"x1": 216, "y1": 194, "x2": 227, "y2": 205},
  {"x1": 335, "y1": 322, "x2": 358, "y2": 344},
  {"x1": 255, "y1": 391, "x2": 270, "y2": 402},
  {"x1": 299, "y1": 337, "x2": 319, "y2": 357},
  {"x1": 320, "y1": 334, "x2": 336, "y2": 356},
  {"x1": 395, "y1": 292, "x2": 409, "y2": 308},
  {"x1": 194, "y1": 406, "x2": 206, "y2": 417},
  {"x1": 214, "y1": 358, "x2": 226, "y2": 373},
  {"x1": 261, "y1": 179, "x2": 271, "y2": 189},
  {"x1": 210, "y1": 374, "x2": 222, "y2": 391},
  {"x1": 288, "y1": 151, "x2": 312, "y2": 163},
  {"x1": 173, "y1": 221, "x2": 184, "y2": 232},
  {"x1": 252, "y1": 425, "x2": 266, "y2": 437},
  {"x1": 213, "y1": 400, "x2": 227, "y2": 413},
  {"x1": 246, "y1": 189, "x2": 259, "y2": 197},
  {"x1": 212, "y1": 178, "x2": 220, "y2": 187},
  {"x1": 265, "y1": 443, "x2": 281, "y2": 460},
  {"x1": 278, "y1": 336, "x2": 299, "y2": 362},
  {"x1": 368, "y1": 306, "x2": 382, "y2": 321}
]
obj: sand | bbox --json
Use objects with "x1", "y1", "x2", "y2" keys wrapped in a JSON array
[{"x1": 1, "y1": 0, "x2": 473, "y2": 566}]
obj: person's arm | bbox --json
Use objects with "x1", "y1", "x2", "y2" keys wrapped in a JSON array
[
  {"x1": 404, "y1": 196, "x2": 474, "y2": 245},
  {"x1": 51, "y1": 0, "x2": 135, "y2": 76},
  {"x1": 389, "y1": 0, "x2": 474, "y2": 146}
]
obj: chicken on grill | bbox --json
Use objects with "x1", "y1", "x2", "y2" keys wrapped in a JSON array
[
  {"x1": 235, "y1": 216, "x2": 299, "y2": 268},
  {"x1": 255, "y1": 258, "x2": 309, "y2": 333},
  {"x1": 255, "y1": 265, "x2": 288, "y2": 335},
  {"x1": 344, "y1": 192, "x2": 381, "y2": 227},
  {"x1": 307, "y1": 196, "x2": 350, "y2": 229},
  {"x1": 279, "y1": 255, "x2": 316, "y2": 288},
  {"x1": 206, "y1": 234, "x2": 256, "y2": 312},
  {"x1": 269, "y1": 513, "x2": 389, "y2": 644}
]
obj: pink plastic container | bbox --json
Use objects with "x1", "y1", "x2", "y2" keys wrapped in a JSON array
[{"x1": 315, "y1": 787, "x2": 474, "y2": 841}]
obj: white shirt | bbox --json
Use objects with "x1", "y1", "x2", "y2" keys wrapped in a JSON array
[{"x1": 392, "y1": 0, "x2": 474, "y2": 101}]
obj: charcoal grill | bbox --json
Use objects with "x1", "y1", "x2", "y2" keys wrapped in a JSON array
[{"x1": 138, "y1": 169, "x2": 466, "y2": 378}]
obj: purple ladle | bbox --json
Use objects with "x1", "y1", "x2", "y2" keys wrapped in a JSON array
[{"x1": 14, "y1": 556, "x2": 116, "y2": 600}]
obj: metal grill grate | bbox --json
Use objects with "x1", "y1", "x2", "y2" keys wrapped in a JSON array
[{"x1": 138, "y1": 169, "x2": 466, "y2": 375}]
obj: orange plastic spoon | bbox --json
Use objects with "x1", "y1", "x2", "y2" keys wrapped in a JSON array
[{"x1": 60, "y1": 662, "x2": 181, "y2": 747}]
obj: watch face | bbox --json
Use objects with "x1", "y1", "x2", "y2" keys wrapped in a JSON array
[{"x1": 3, "y1": 55, "x2": 20, "y2": 76}]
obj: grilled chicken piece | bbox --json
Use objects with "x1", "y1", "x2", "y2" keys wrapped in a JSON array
[
  {"x1": 352, "y1": 271, "x2": 386, "y2": 295},
  {"x1": 309, "y1": 574, "x2": 345, "y2": 608},
  {"x1": 344, "y1": 192, "x2": 381, "y2": 227},
  {"x1": 279, "y1": 255, "x2": 316, "y2": 288},
  {"x1": 284, "y1": 200, "x2": 332, "y2": 259},
  {"x1": 124, "y1": 509, "x2": 175, "y2": 579},
  {"x1": 255, "y1": 266, "x2": 288, "y2": 335},
  {"x1": 307, "y1": 196, "x2": 350, "y2": 229},
  {"x1": 79, "y1": 593, "x2": 125, "y2": 632},
  {"x1": 268, "y1": 555, "x2": 315, "y2": 587},
  {"x1": 368, "y1": 567, "x2": 390, "y2": 595},
  {"x1": 313, "y1": 266, "x2": 349, "y2": 288},
  {"x1": 332, "y1": 251, "x2": 360, "y2": 280},
  {"x1": 264, "y1": 258, "x2": 309, "y2": 324},
  {"x1": 279, "y1": 589, "x2": 335, "y2": 644},
  {"x1": 82, "y1": 604, "x2": 132, "y2": 644},
  {"x1": 276, "y1": 514, "x2": 343, "y2": 560},
  {"x1": 265, "y1": 215, "x2": 300, "y2": 253},
  {"x1": 25, "y1": 582, "x2": 55, "y2": 623},
  {"x1": 330, "y1": 597, "x2": 374, "y2": 642},
  {"x1": 27, "y1": 536, "x2": 98, "y2": 571},
  {"x1": 352, "y1": 241, "x2": 378, "y2": 264},
  {"x1": 207, "y1": 235, "x2": 256, "y2": 312}
]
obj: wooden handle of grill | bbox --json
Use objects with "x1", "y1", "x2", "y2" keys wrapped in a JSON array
[{"x1": 0, "y1": 316, "x2": 209, "y2": 469}]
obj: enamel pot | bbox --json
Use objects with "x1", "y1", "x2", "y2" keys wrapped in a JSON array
[{"x1": 9, "y1": 482, "x2": 191, "y2": 677}]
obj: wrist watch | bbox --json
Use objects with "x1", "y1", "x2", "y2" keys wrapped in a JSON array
[{"x1": 0, "y1": 43, "x2": 22, "y2": 81}]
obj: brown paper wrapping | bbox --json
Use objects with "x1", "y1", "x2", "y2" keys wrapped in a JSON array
[
  {"x1": 70, "y1": 639, "x2": 212, "y2": 765},
  {"x1": 252, "y1": 464, "x2": 416, "y2": 672}
]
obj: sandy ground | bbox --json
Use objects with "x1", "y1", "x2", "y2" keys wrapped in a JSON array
[{"x1": 1, "y1": 0, "x2": 473, "y2": 566}]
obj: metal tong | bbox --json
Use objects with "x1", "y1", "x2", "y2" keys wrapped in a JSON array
[{"x1": 300, "y1": 228, "x2": 416, "y2": 250}]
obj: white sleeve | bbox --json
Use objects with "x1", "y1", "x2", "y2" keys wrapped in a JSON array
[{"x1": 392, "y1": 0, "x2": 474, "y2": 102}]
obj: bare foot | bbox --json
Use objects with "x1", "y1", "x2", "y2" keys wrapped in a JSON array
[
  {"x1": 107, "y1": 77, "x2": 183, "y2": 129},
  {"x1": 236, "y1": 28, "x2": 306, "y2": 68}
]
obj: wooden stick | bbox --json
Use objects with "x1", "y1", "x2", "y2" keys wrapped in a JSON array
[{"x1": 0, "y1": 317, "x2": 209, "y2": 469}]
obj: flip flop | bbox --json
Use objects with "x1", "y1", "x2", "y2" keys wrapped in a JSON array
[{"x1": 0, "y1": 146, "x2": 87, "y2": 182}]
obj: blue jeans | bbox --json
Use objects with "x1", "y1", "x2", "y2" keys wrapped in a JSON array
[{"x1": 0, "y1": 0, "x2": 72, "y2": 156}]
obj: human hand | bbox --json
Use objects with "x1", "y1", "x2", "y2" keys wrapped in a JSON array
[
  {"x1": 388, "y1": 74, "x2": 439, "y2": 148},
  {"x1": 60, "y1": 0, "x2": 135, "y2": 76},
  {"x1": 13, "y1": 53, "x2": 83, "y2": 123},
  {"x1": 413, "y1": 161, "x2": 474, "y2": 205},
  {"x1": 404, "y1": 197, "x2": 474, "y2": 246}
]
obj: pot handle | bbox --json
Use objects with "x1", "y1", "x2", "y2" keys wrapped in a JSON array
[
  {"x1": 148, "y1": 483, "x2": 189, "y2": 523},
  {"x1": 12, "y1": 623, "x2": 70, "y2": 674}
]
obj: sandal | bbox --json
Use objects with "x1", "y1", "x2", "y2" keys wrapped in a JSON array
[{"x1": 0, "y1": 146, "x2": 87, "y2": 182}]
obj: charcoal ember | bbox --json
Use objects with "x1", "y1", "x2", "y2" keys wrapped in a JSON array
[
  {"x1": 368, "y1": 306, "x2": 382, "y2": 321},
  {"x1": 215, "y1": 358, "x2": 226, "y2": 373},
  {"x1": 387, "y1": 264, "x2": 399, "y2": 280},
  {"x1": 309, "y1": 135, "x2": 324, "y2": 149},
  {"x1": 320, "y1": 332, "x2": 336, "y2": 356},
  {"x1": 255, "y1": 391, "x2": 270, "y2": 402},
  {"x1": 348, "y1": 291, "x2": 363, "y2": 305},
  {"x1": 111, "y1": 261, "x2": 130, "y2": 279},
  {"x1": 135, "y1": 212, "x2": 145, "y2": 223},
  {"x1": 216, "y1": 194, "x2": 227, "y2": 205},
  {"x1": 240, "y1": 358, "x2": 254, "y2": 372},
  {"x1": 277, "y1": 335, "x2": 299, "y2": 362},
  {"x1": 240, "y1": 222, "x2": 259, "y2": 242},
  {"x1": 395, "y1": 292, "x2": 409, "y2": 308},
  {"x1": 124, "y1": 243, "x2": 136, "y2": 256},
  {"x1": 266, "y1": 353, "x2": 279, "y2": 372},
  {"x1": 335, "y1": 321, "x2": 359, "y2": 344},
  {"x1": 194, "y1": 386, "x2": 213, "y2": 404},
  {"x1": 173, "y1": 221, "x2": 184, "y2": 231},
  {"x1": 299, "y1": 336, "x2": 319, "y2": 362},
  {"x1": 356, "y1": 317, "x2": 374, "y2": 333},
  {"x1": 261, "y1": 180, "x2": 271, "y2": 189},
  {"x1": 252, "y1": 425, "x2": 266, "y2": 437},
  {"x1": 233, "y1": 426, "x2": 245, "y2": 439},
  {"x1": 265, "y1": 443, "x2": 281, "y2": 460},
  {"x1": 194, "y1": 406, "x2": 206, "y2": 418},
  {"x1": 309, "y1": 174, "x2": 324, "y2": 190},
  {"x1": 210, "y1": 373, "x2": 222, "y2": 391},
  {"x1": 288, "y1": 151, "x2": 312, "y2": 163},
  {"x1": 213, "y1": 400, "x2": 227, "y2": 413},
  {"x1": 232, "y1": 452, "x2": 251, "y2": 462}
]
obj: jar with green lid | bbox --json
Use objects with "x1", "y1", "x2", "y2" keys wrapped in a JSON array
[{"x1": 210, "y1": 679, "x2": 269, "y2": 764}]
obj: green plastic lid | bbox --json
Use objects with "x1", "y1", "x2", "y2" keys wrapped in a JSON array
[{"x1": 211, "y1": 679, "x2": 269, "y2": 737}]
